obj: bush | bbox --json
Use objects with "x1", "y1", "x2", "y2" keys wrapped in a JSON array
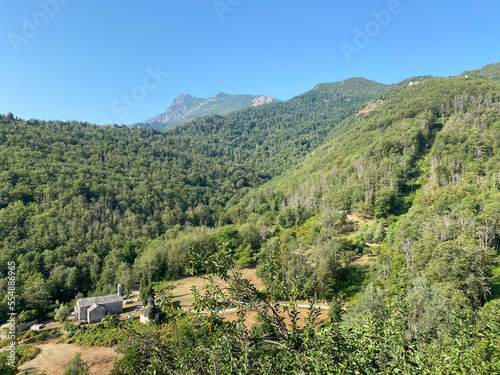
[
  {"x1": 64, "y1": 352, "x2": 89, "y2": 375},
  {"x1": 371, "y1": 220, "x2": 385, "y2": 243},
  {"x1": 234, "y1": 243, "x2": 255, "y2": 267},
  {"x1": 18, "y1": 310, "x2": 38, "y2": 323},
  {"x1": 328, "y1": 294, "x2": 344, "y2": 323},
  {"x1": 63, "y1": 322, "x2": 78, "y2": 334},
  {"x1": 65, "y1": 321, "x2": 128, "y2": 347},
  {"x1": 55, "y1": 304, "x2": 72, "y2": 322}
]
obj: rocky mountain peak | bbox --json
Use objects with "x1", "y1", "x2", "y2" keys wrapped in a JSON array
[
  {"x1": 252, "y1": 95, "x2": 278, "y2": 106},
  {"x1": 172, "y1": 94, "x2": 193, "y2": 106}
]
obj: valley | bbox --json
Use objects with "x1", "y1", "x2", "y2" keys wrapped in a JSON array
[{"x1": 1, "y1": 62, "x2": 500, "y2": 374}]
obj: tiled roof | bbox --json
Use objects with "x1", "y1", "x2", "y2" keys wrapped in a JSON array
[
  {"x1": 77, "y1": 294, "x2": 122, "y2": 307},
  {"x1": 87, "y1": 303, "x2": 105, "y2": 313}
]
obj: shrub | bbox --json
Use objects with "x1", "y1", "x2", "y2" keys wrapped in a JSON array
[
  {"x1": 18, "y1": 310, "x2": 37, "y2": 323},
  {"x1": 64, "y1": 352, "x2": 89, "y2": 375},
  {"x1": 55, "y1": 304, "x2": 72, "y2": 322}
]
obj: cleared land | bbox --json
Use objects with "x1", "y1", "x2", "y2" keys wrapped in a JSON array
[
  {"x1": 18, "y1": 342, "x2": 120, "y2": 375},
  {"x1": 170, "y1": 267, "x2": 265, "y2": 308},
  {"x1": 15, "y1": 267, "x2": 338, "y2": 374},
  {"x1": 170, "y1": 267, "x2": 331, "y2": 326}
]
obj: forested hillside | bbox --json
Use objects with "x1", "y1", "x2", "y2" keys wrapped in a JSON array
[
  {"x1": 228, "y1": 76, "x2": 500, "y2": 304},
  {"x1": 1, "y1": 65, "x2": 500, "y2": 374},
  {"x1": 113, "y1": 73, "x2": 500, "y2": 374},
  {"x1": 0, "y1": 77, "x2": 387, "y2": 321},
  {"x1": 168, "y1": 78, "x2": 388, "y2": 175},
  {"x1": 0, "y1": 118, "x2": 269, "y2": 315},
  {"x1": 461, "y1": 61, "x2": 500, "y2": 82}
]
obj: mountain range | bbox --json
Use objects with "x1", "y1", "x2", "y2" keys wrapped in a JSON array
[{"x1": 135, "y1": 92, "x2": 279, "y2": 130}]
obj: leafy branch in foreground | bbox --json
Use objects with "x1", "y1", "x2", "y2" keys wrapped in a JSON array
[{"x1": 105, "y1": 246, "x2": 500, "y2": 374}]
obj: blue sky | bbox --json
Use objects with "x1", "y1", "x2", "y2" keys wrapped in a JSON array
[{"x1": 0, "y1": 0, "x2": 499, "y2": 125}]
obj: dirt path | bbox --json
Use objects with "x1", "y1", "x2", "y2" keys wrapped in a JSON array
[{"x1": 18, "y1": 342, "x2": 120, "y2": 375}]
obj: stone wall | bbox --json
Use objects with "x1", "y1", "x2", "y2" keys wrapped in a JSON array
[
  {"x1": 87, "y1": 306, "x2": 106, "y2": 324},
  {"x1": 105, "y1": 300, "x2": 123, "y2": 314}
]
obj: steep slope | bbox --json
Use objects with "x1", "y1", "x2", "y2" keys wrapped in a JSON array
[
  {"x1": 229, "y1": 76, "x2": 500, "y2": 304},
  {"x1": 137, "y1": 92, "x2": 279, "y2": 130},
  {"x1": 3, "y1": 68, "x2": 500, "y2": 332},
  {"x1": 168, "y1": 77, "x2": 389, "y2": 176},
  {"x1": 232, "y1": 77, "x2": 498, "y2": 216},
  {"x1": 461, "y1": 62, "x2": 500, "y2": 81}
]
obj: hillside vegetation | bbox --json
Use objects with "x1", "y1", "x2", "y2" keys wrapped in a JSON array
[
  {"x1": 227, "y1": 76, "x2": 500, "y2": 303},
  {"x1": 461, "y1": 61, "x2": 500, "y2": 82},
  {"x1": 1, "y1": 64, "x2": 500, "y2": 374},
  {"x1": 168, "y1": 77, "x2": 388, "y2": 176},
  {"x1": 0, "y1": 77, "x2": 386, "y2": 319}
]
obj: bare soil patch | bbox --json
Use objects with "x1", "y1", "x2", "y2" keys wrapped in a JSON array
[
  {"x1": 222, "y1": 306, "x2": 330, "y2": 328},
  {"x1": 240, "y1": 267, "x2": 265, "y2": 290},
  {"x1": 170, "y1": 274, "x2": 225, "y2": 308},
  {"x1": 170, "y1": 267, "x2": 263, "y2": 308},
  {"x1": 355, "y1": 100, "x2": 384, "y2": 117},
  {"x1": 170, "y1": 268, "x2": 330, "y2": 327},
  {"x1": 347, "y1": 213, "x2": 373, "y2": 228},
  {"x1": 18, "y1": 342, "x2": 120, "y2": 375}
]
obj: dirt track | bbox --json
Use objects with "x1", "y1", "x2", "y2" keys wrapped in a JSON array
[{"x1": 18, "y1": 342, "x2": 120, "y2": 375}]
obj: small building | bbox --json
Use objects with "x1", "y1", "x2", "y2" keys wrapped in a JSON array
[
  {"x1": 87, "y1": 304, "x2": 106, "y2": 324},
  {"x1": 74, "y1": 285, "x2": 123, "y2": 324},
  {"x1": 140, "y1": 297, "x2": 160, "y2": 324}
]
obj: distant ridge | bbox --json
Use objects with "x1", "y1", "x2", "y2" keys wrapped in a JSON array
[
  {"x1": 460, "y1": 62, "x2": 500, "y2": 81},
  {"x1": 136, "y1": 92, "x2": 280, "y2": 130}
]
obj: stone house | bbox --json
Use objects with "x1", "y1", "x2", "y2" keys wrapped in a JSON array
[
  {"x1": 74, "y1": 285, "x2": 123, "y2": 324},
  {"x1": 87, "y1": 304, "x2": 106, "y2": 324}
]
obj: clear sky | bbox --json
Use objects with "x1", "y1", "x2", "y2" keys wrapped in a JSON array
[{"x1": 0, "y1": 0, "x2": 499, "y2": 125}]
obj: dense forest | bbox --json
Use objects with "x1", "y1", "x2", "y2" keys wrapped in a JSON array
[
  {"x1": 167, "y1": 77, "x2": 389, "y2": 175},
  {"x1": 0, "y1": 77, "x2": 387, "y2": 319},
  {"x1": 229, "y1": 76, "x2": 500, "y2": 305},
  {"x1": 461, "y1": 62, "x2": 500, "y2": 82},
  {"x1": 1, "y1": 63, "x2": 500, "y2": 374}
]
